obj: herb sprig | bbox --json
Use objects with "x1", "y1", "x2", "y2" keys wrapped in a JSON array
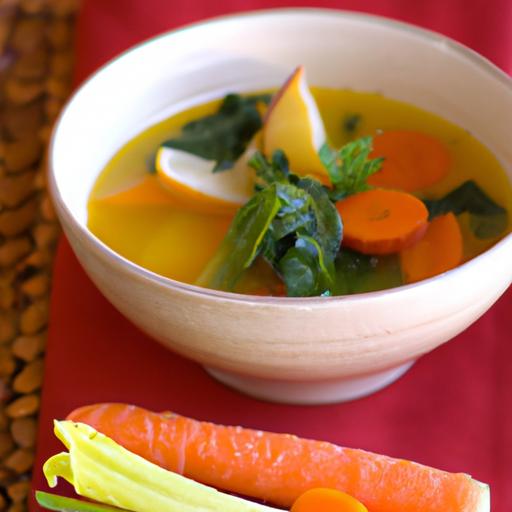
[
  {"x1": 197, "y1": 150, "x2": 343, "y2": 296},
  {"x1": 197, "y1": 135, "x2": 385, "y2": 297},
  {"x1": 319, "y1": 136, "x2": 383, "y2": 201}
]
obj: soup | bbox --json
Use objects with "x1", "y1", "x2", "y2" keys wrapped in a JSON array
[{"x1": 88, "y1": 69, "x2": 512, "y2": 297}]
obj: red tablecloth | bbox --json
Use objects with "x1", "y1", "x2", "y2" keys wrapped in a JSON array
[{"x1": 31, "y1": 1, "x2": 512, "y2": 511}]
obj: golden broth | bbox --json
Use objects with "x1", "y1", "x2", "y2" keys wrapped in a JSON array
[{"x1": 88, "y1": 89, "x2": 512, "y2": 290}]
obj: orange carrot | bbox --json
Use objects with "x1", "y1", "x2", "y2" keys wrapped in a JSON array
[
  {"x1": 291, "y1": 488, "x2": 368, "y2": 512},
  {"x1": 94, "y1": 176, "x2": 175, "y2": 206},
  {"x1": 400, "y1": 212, "x2": 463, "y2": 283},
  {"x1": 336, "y1": 189, "x2": 429, "y2": 255},
  {"x1": 368, "y1": 131, "x2": 450, "y2": 192},
  {"x1": 249, "y1": 283, "x2": 287, "y2": 297},
  {"x1": 68, "y1": 403, "x2": 488, "y2": 512}
]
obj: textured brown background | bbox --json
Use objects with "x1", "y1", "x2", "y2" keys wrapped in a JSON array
[{"x1": 0, "y1": 0, "x2": 78, "y2": 509}]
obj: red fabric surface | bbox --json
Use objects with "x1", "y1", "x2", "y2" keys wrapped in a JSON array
[{"x1": 31, "y1": 1, "x2": 512, "y2": 511}]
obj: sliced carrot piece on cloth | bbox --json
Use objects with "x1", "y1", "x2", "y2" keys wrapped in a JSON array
[
  {"x1": 68, "y1": 403, "x2": 489, "y2": 512},
  {"x1": 336, "y1": 189, "x2": 429, "y2": 255},
  {"x1": 291, "y1": 488, "x2": 368, "y2": 512},
  {"x1": 401, "y1": 212, "x2": 463, "y2": 283},
  {"x1": 368, "y1": 131, "x2": 450, "y2": 192}
]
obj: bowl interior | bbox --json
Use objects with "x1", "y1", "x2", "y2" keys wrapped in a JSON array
[{"x1": 51, "y1": 9, "x2": 512, "y2": 246}]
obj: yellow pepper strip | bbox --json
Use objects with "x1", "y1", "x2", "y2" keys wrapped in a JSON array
[{"x1": 44, "y1": 420, "x2": 283, "y2": 512}]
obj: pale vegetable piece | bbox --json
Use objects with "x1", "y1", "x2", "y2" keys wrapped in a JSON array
[
  {"x1": 263, "y1": 66, "x2": 327, "y2": 177},
  {"x1": 155, "y1": 134, "x2": 259, "y2": 214},
  {"x1": 43, "y1": 420, "x2": 282, "y2": 512}
]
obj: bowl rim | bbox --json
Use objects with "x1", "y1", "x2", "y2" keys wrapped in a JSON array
[{"x1": 49, "y1": 6, "x2": 512, "y2": 305}]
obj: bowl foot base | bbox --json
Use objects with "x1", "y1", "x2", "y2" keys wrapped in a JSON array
[{"x1": 205, "y1": 361, "x2": 415, "y2": 405}]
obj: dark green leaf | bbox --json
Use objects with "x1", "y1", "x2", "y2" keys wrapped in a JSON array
[
  {"x1": 279, "y1": 235, "x2": 335, "y2": 297},
  {"x1": 279, "y1": 245, "x2": 317, "y2": 297},
  {"x1": 271, "y1": 183, "x2": 315, "y2": 239},
  {"x1": 423, "y1": 180, "x2": 508, "y2": 239},
  {"x1": 297, "y1": 178, "x2": 343, "y2": 262},
  {"x1": 201, "y1": 147, "x2": 347, "y2": 297},
  {"x1": 296, "y1": 235, "x2": 335, "y2": 287},
  {"x1": 162, "y1": 93, "x2": 267, "y2": 172},
  {"x1": 333, "y1": 249, "x2": 403, "y2": 295},
  {"x1": 244, "y1": 93, "x2": 273, "y2": 105},
  {"x1": 195, "y1": 185, "x2": 281, "y2": 290},
  {"x1": 260, "y1": 232, "x2": 295, "y2": 267},
  {"x1": 343, "y1": 113, "x2": 362, "y2": 135},
  {"x1": 198, "y1": 138, "x2": 385, "y2": 296},
  {"x1": 469, "y1": 213, "x2": 508, "y2": 238},
  {"x1": 36, "y1": 491, "x2": 128, "y2": 512}
]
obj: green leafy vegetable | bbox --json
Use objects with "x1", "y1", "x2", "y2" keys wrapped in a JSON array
[
  {"x1": 197, "y1": 150, "x2": 342, "y2": 296},
  {"x1": 36, "y1": 491, "x2": 128, "y2": 512},
  {"x1": 256, "y1": 153, "x2": 341, "y2": 297},
  {"x1": 278, "y1": 245, "x2": 316, "y2": 297},
  {"x1": 297, "y1": 178, "x2": 342, "y2": 262},
  {"x1": 469, "y1": 213, "x2": 508, "y2": 239},
  {"x1": 423, "y1": 180, "x2": 508, "y2": 238},
  {"x1": 197, "y1": 136, "x2": 386, "y2": 297},
  {"x1": 162, "y1": 93, "x2": 271, "y2": 172},
  {"x1": 333, "y1": 250, "x2": 403, "y2": 295},
  {"x1": 249, "y1": 149, "x2": 291, "y2": 186},
  {"x1": 195, "y1": 185, "x2": 281, "y2": 291},
  {"x1": 271, "y1": 183, "x2": 314, "y2": 239},
  {"x1": 319, "y1": 136, "x2": 383, "y2": 201},
  {"x1": 279, "y1": 235, "x2": 335, "y2": 297}
]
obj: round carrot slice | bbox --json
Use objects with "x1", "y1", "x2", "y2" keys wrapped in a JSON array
[
  {"x1": 368, "y1": 131, "x2": 450, "y2": 192},
  {"x1": 336, "y1": 189, "x2": 429, "y2": 255},
  {"x1": 400, "y1": 212, "x2": 463, "y2": 283},
  {"x1": 291, "y1": 488, "x2": 368, "y2": 512}
]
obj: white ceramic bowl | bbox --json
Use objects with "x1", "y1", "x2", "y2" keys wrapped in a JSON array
[{"x1": 49, "y1": 9, "x2": 512, "y2": 404}]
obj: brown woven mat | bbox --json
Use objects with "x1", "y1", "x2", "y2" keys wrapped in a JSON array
[{"x1": 0, "y1": 1, "x2": 79, "y2": 509}]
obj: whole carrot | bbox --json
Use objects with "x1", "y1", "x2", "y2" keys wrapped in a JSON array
[{"x1": 68, "y1": 403, "x2": 488, "y2": 512}]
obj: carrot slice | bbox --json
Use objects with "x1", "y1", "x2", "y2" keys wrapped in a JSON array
[
  {"x1": 68, "y1": 403, "x2": 489, "y2": 512},
  {"x1": 368, "y1": 131, "x2": 450, "y2": 192},
  {"x1": 336, "y1": 189, "x2": 429, "y2": 255},
  {"x1": 291, "y1": 488, "x2": 368, "y2": 512},
  {"x1": 400, "y1": 212, "x2": 463, "y2": 283}
]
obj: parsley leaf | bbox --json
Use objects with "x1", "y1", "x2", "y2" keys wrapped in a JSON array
[
  {"x1": 249, "y1": 149, "x2": 291, "y2": 186},
  {"x1": 319, "y1": 136, "x2": 383, "y2": 201}
]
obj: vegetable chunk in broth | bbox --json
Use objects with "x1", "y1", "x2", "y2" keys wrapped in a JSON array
[{"x1": 88, "y1": 74, "x2": 511, "y2": 298}]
